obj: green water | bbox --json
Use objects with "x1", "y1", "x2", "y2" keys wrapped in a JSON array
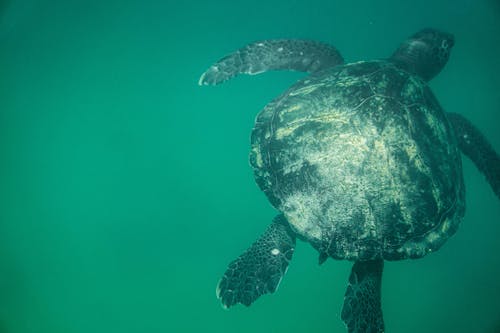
[{"x1": 1, "y1": 1, "x2": 499, "y2": 332}]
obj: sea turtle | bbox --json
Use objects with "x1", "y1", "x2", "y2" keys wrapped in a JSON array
[{"x1": 199, "y1": 28, "x2": 500, "y2": 332}]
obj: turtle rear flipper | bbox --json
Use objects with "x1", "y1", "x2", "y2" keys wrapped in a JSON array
[
  {"x1": 447, "y1": 112, "x2": 500, "y2": 200},
  {"x1": 342, "y1": 260, "x2": 384, "y2": 333},
  {"x1": 199, "y1": 39, "x2": 344, "y2": 86},
  {"x1": 216, "y1": 215, "x2": 296, "y2": 308}
]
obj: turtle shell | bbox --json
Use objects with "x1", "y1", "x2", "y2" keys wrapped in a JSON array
[{"x1": 250, "y1": 60, "x2": 465, "y2": 261}]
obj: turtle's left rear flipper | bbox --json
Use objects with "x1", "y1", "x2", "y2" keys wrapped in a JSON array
[
  {"x1": 342, "y1": 260, "x2": 384, "y2": 333},
  {"x1": 216, "y1": 215, "x2": 296, "y2": 308},
  {"x1": 447, "y1": 112, "x2": 500, "y2": 200}
]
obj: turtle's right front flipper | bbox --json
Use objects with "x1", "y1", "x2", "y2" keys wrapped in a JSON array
[
  {"x1": 447, "y1": 112, "x2": 500, "y2": 199},
  {"x1": 199, "y1": 39, "x2": 344, "y2": 85},
  {"x1": 216, "y1": 214, "x2": 296, "y2": 308}
]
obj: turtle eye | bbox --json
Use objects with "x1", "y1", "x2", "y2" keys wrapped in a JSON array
[{"x1": 441, "y1": 40, "x2": 448, "y2": 50}]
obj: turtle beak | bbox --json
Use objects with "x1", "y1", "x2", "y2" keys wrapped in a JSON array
[{"x1": 445, "y1": 33, "x2": 455, "y2": 49}]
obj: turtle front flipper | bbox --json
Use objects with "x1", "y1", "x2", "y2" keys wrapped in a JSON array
[
  {"x1": 199, "y1": 39, "x2": 344, "y2": 85},
  {"x1": 341, "y1": 260, "x2": 384, "y2": 333},
  {"x1": 216, "y1": 214, "x2": 296, "y2": 308},
  {"x1": 447, "y1": 112, "x2": 500, "y2": 200}
]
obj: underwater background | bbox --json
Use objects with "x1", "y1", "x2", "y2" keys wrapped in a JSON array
[{"x1": 1, "y1": 0, "x2": 499, "y2": 332}]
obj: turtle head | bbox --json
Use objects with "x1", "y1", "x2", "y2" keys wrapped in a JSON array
[{"x1": 390, "y1": 28, "x2": 454, "y2": 81}]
